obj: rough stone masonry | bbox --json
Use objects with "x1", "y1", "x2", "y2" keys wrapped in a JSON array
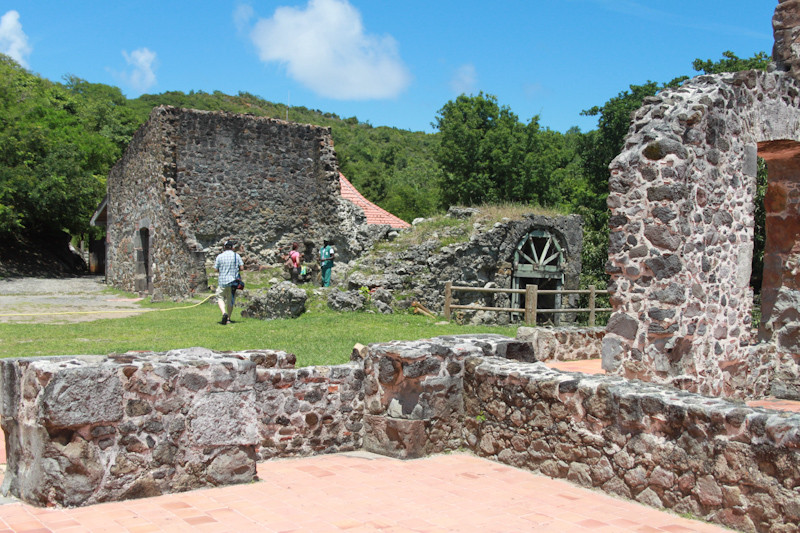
[
  {"x1": 2, "y1": 334, "x2": 797, "y2": 532},
  {"x1": 602, "y1": 0, "x2": 800, "y2": 399},
  {"x1": 105, "y1": 106, "x2": 389, "y2": 300},
  {"x1": 0, "y1": 348, "x2": 363, "y2": 507}
]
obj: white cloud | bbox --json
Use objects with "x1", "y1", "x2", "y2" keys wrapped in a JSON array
[
  {"x1": 249, "y1": 0, "x2": 411, "y2": 100},
  {"x1": 0, "y1": 10, "x2": 32, "y2": 67},
  {"x1": 234, "y1": 4, "x2": 255, "y2": 34},
  {"x1": 120, "y1": 48, "x2": 157, "y2": 94},
  {"x1": 449, "y1": 64, "x2": 477, "y2": 95},
  {"x1": 523, "y1": 82, "x2": 545, "y2": 99}
]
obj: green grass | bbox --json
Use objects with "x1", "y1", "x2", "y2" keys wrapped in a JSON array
[{"x1": 0, "y1": 298, "x2": 518, "y2": 367}]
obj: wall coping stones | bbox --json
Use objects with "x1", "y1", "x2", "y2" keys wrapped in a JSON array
[{"x1": 463, "y1": 356, "x2": 800, "y2": 532}]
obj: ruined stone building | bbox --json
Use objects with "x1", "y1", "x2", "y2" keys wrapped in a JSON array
[
  {"x1": 97, "y1": 106, "x2": 405, "y2": 300},
  {"x1": 603, "y1": 0, "x2": 800, "y2": 399},
  {"x1": 346, "y1": 210, "x2": 584, "y2": 325}
]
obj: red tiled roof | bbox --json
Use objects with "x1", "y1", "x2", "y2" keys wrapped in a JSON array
[{"x1": 339, "y1": 173, "x2": 411, "y2": 229}]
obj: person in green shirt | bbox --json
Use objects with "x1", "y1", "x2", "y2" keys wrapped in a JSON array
[{"x1": 319, "y1": 239, "x2": 335, "y2": 287}]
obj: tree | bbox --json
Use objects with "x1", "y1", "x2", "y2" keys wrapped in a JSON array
[
  {"x1": 0, "y1": 56, "x2": 125, "y2": 237},
  {"x1": 693, "y1": 50, "x2": 770, "y2": 75},
  {"x1": 434, "y1": 92, "x2": 526, "y2": 206}
]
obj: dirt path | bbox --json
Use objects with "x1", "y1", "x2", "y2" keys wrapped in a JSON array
[{"x1": 0, "y1": 276, "x2": 149, "y2": 324}]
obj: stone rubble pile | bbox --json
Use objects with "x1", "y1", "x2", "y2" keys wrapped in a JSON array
[{"x1": 241, "y1": 281, "x2": 307, "y2": 320}]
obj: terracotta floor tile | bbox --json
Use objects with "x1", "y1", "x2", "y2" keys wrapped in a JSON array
[
  {"x1": 0, "y1": 452, "x2": 737, "y2": 533},
  {"x1": 659, "y1": 525, "x2": 705, "y2": 532}
]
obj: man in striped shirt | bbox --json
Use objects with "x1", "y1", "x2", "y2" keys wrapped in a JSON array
[{"x1": 214, "y1": 240, "x2": 244, "y2": 325}]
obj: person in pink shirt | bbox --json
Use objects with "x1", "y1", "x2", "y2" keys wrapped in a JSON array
[{"x1": 288, "y1": 242, "x2": 301, "y2": 283}]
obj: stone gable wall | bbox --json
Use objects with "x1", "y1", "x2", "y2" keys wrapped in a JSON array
[
  {"x1": 168, "y1": 108, "x2": 342, "y2": 257},
  {"x1": 106, "y1": 107, "x2": 208, "y2": 300},
  {"x1": 106, "y1": 106, "x2": 388, "y2": 300}
]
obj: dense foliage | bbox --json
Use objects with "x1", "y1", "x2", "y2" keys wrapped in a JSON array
[
  {"x1": 432, "y1": 51, "x2": 769, "y2": 291},
  {"x1": 0, "y1": 50, "x2": 770, "y2": 292},
  {"x1": 0, "y1": 57, "x2": 130, "y2": 236}
]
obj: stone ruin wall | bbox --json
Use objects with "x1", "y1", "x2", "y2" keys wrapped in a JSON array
[
  {"x1": 3, "y1": 336, "x2": 797, "y2": 532},
  {"x1": 601, "y1": 0, "x2": 800, "y2": 400},
  {"x1": 347, "y1": 213, "x2": 583, "y2": 325},
  {"x1": 0, "y1": 348, "x2": 363, "y2": 507},
  {"x1": 165, "y1": 107, "x2": 343, "y2": 261},
  {"x1": 603, "y1": 68, "x2": 800, "y2": 399},
  {"x1": 462, "y1": 354, "x2": 800, "y2": 533},
  {"x1": 106, "y1": 107, "x2": 208, "y2": 300},
  {"x1": 106, "y1": 106, "x2": 387, "y2": 300},
  {"x1": 516, "y1": 326, "x2": 604, "y2": 361}
]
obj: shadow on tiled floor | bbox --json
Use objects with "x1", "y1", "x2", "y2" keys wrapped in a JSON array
[{"x1": 0, "y1": 452, "x2": 732, "y2": 532}]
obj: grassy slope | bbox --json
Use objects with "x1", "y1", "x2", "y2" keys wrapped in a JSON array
[{"x1": 0, "y1": 298, "x2": 517, "y2": 367}]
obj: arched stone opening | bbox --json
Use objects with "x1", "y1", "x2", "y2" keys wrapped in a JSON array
[
  {"x1": 135, "y1": 225, "x2": 152, "y2": 294},
  {"x1": 511, "y1": 229, "x2": 566, "y2": 325}
]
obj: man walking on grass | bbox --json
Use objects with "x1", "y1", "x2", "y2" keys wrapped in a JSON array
[{"x1": 214, "y1": 240, "x2": 243, "y2": 325}]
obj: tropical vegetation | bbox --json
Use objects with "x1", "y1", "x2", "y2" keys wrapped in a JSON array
[{"x1": 0, "y1": 50, "x2": 770, "y2": 291}]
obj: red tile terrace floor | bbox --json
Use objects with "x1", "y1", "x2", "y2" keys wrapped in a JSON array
[
  {"x1": 0, "y1": 452, "x2": 732, "y2": 533},
  {"x1": 0, "y1": 359, "x2": 796, "y2": 532}
]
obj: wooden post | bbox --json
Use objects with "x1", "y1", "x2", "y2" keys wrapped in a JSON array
[
  {"x1": 525, "y1": 285, "x2": 537, "y2": 326},
  {"x1": 588, "y1": 285, "x2": 596, "y2": 327},
  {"x1": 444, "y1": 281, "x2": 452, "y2": 321}
]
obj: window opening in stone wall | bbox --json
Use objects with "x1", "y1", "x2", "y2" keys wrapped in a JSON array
[
  {"x1": 511, "y1": 230, "x2": 565, "y2": 325},
  {"x1": 137, "y1": 227, "x2": 151, "y2": 294},
  {"x1": 750, "y1": 156, "x2": 768, "y2": 332}
]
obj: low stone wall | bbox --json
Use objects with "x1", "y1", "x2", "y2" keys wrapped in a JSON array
[
  {"x1": 255, "y1": 362, "x2": 364, "y2": 459},
  {"x1": 360, "y1": 335, "x2": 533, "y2": 458},
  {"x1": 516, "y1": 326, "x2": 604, "y2": 361},
  {"x1": 462, "y1": 357, "x2": 800, "y2": 533},
  {"x1": 0, "y1": 347, "x2": 361, "y2": 507},
  {"x1": 3, "y1": 335, "x2": 798, "y2": 532}
]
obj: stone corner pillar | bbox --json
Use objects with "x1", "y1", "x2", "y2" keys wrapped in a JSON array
[{"x1": 773, "y1": 0, "x2": 800, "y2": 79}]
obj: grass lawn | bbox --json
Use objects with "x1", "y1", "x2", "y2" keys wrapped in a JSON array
[{"x1": 0, "y1": 297, "x2": 519, "y2": 367}]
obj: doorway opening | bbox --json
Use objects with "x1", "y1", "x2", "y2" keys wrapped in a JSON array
[
  {"x1": 136, "y1": 227, "x2": 151, "y2": 294},
  {"x1": 511, "y1": 229, "x2": 565, "y2": 325},
  {"x1": 756, "y1": 140, "x2": 800, "y2": 345}
]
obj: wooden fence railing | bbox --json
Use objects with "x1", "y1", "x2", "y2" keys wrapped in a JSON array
[{"x1": 443, "y1": 281, "x2": 612, "y2": 326}]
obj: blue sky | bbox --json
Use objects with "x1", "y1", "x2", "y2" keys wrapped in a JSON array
[{"x1": 1, "y1": 1, "x2": 776, "y2": 133}]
